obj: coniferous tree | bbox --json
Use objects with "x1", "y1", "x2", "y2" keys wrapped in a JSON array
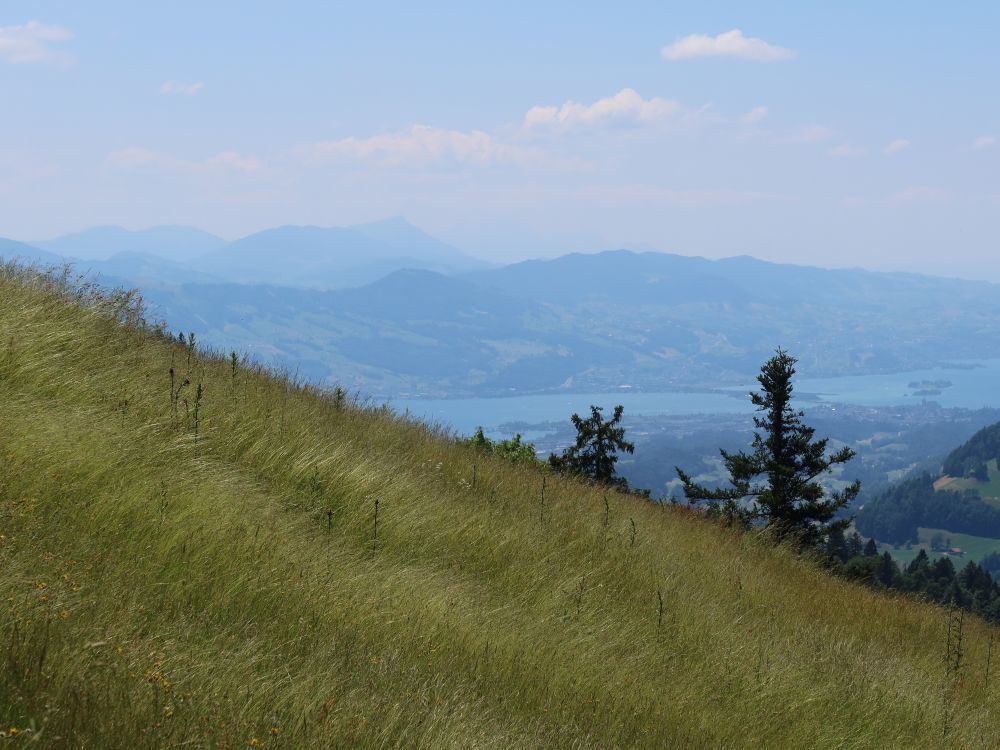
[
  {"x1": 877, "y1": 552, "x2": 899, "y2": 587},
  {"x1": 847, "y1": 532, "x2": 865, "y2": 559},
  {"x1": 863, "y1": 538, "x2": 879, "y2": 557},
  {"x1": 907, "y1": 549, "x2": 931, "y2": 574},
  {"x1": 549, "y1": 404, "x2": 635, "y2": 490},
  {"x1": 826, "y1": 526, "x2": 849, "y2": 563},
  {"x1": 676, "y1": 349, "x2": 860, "y2": 547}
]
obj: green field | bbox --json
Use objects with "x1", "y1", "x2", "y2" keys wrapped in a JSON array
[
  {"x1": 940, "y1": 459, "x2": 1000, "y2": 508},
  {"x1": 3, "y1": 264, "x2": 1000, "y2": 748},
  {"x1": 878, "y1": 461, "x2": 1000, "y2": 566},
  {"x1": 880, "y1": 528, "x2": 1000, "y2": 566}
]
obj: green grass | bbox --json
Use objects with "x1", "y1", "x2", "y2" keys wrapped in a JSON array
[
  {"x1": 881, "y1": 528, "x2": 1000, "y2": 566},
  {"x1": 939, "y1": 459, "x2": 1000, "y2": 507},
  {"x1": 2, "y1": 264, "x2": 1000, "y2": 748}
]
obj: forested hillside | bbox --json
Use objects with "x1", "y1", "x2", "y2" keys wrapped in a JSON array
[
  {"x1": 943, "y1": 422, "x2": 1000, "y2": 480},
  {"x1": 857, "y1": 421, "x2": 1000, "y2": 545}
]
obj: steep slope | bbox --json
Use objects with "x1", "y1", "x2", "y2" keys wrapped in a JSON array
[
  {"x1": 1, "y1": 265, "x2": 999, "y2": 748},
  {"x1": 943, "y1": 421, "x2": 1000, "y2": 480}
]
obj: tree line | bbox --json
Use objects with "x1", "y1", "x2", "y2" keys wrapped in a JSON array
[
  {"x1": 941, "y1": 421, "x2": 1000, "y2": 480},
  {"x1": 466, "y1": 348, "x2": 1000, "y2": 625},
  {"x1": 855, "y1": 473, "x2": 1000, "y2": 544},
  {"x1": 826, "y1": 532, "x2": 1000, "y2": 622}
]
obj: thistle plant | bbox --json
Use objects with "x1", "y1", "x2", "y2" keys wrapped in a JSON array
[
  {"x1": 173, "y1": 376, "x2": 191, "y2": 423},
  {"x1": 193, "y1": 383, "x2": 203, "y2": 442}
]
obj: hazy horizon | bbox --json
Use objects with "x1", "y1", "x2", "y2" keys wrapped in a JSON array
[
  {"x1": 11, "y1": 218, "x2": 1000, "y2": 285},
  {"x1": 2, "y1": 2, "x2": 998, "y2": 279}
]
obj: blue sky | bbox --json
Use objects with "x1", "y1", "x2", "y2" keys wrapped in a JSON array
[{"x1": 1, "y1": 1, "x2": 998, "y2": 277}]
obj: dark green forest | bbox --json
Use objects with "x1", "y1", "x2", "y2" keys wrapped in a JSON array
[
  {"x1": 942, "y1": 422, "x2": 1000, "y2": 480},
  {"x1": 854, "y1": 473, "x2": 1000, "y2": 544}
]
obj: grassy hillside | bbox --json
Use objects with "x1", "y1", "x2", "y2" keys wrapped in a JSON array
[
  {"x1": 1, "y1": 264, "x2": 999, "y2": 748},
  {"x1": 942, "y1": 460, "x2": 1000, "y2": 506}
]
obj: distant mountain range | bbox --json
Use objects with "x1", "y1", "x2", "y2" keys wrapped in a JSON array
[
  {"x1": 5, "y1": 222, "x2": 1000, "y2": 397},
  {"x1": 12, "y1": 218, "x2": 488, "y2": 289},
  {"x1": 199, "y1": 218, "x2": 487, "y2": 288},
  {"x1": 33, "y1": 225, "x2": 227, "y2": 262}
]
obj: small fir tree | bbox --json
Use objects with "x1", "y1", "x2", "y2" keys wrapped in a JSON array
[
  {"x1": 549, "y1": 404, "x2": 635, "y2": 490},
  {"x1": 676, "y1": 349, "x2": 860, "y2": 547}
]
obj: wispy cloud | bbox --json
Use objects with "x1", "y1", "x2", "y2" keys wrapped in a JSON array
[
  {"x1": 524, "y1": 88, "x2": 682, "y2": 131},
  {"x1": 661, "y1": 29, "x2": 794, "y2": 62},
  {"x1": 106, "y1": 147, "x2": 262, "y2": 174},
  {"x1": 739, "y1": 105, "x2": 768, "y2": 125},
  {"x1": 0, "y1": 21, "x2": 72, "y2": 65},
  {"x1": 160, "y1": 80, "x2": 204, "y2": 96},
  {"x1": 972, "y1": 135, "x2": 996, "y2": 150},
  {"x1": 884, "y1": 138, "x2": 911, "y2": 155},
  {"x1": 206, "y1": 151, "x2": 262, "y2": 172},
  {"x1": 296, "y1": 125, "x2": 538, "y2": 169}
]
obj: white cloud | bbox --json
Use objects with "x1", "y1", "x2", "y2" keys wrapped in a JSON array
[
  {"x1": 524, "y1": 88, "x2": 681, "y2": 131},
  {"x1": 661, "y1": 29, "x2": 794, "y2": 62},
  {"x1": 739, "y1": 105, "x2": 768, "y2": 124},
  {"x1": 0, "y1": 21, "x2": 72, "y2": 65},
  {"x1": 296, "y1": 125, "x2": 536, "y2": 168},
  {"x1": 884, "y1": 138, "x2": 911, "y2": 155},
  {"x1": 106, "y1": 147, "x2": 262, "y2": 174},
  {"x1": 972, "y1": 135, "x2": 996, "y2": 150},
  {"x1": 160, "y1": 80, "x2": 204, "y2": 96},
  {"x1": 830, "y1": 143, "x2": 866, "y2": 157},
  {"x1": 206, "y1": 151, "x2": 262, "y2": 172}
]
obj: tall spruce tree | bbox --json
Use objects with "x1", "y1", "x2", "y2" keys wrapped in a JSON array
[
  {"x1": 676, "y1": 349, "x2": 860, "y2": 547},
  {"x1": 549, "y1": 404, "x2": 635, "y2": 490}
]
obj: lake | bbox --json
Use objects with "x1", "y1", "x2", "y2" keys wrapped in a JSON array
[{"x1": 391, "y1": 359, "x2": 1000, "y2": 437}]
